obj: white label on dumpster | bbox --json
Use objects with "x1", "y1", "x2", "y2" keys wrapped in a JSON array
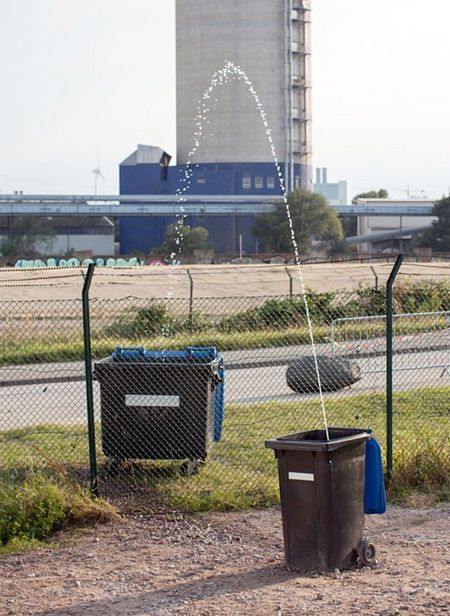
[
  {"x1": 125, "y1": 394, "x2": 180, "y2": 407},
  {"x1": 288, "y1": 472, "x2": 315, "y2": 482}
]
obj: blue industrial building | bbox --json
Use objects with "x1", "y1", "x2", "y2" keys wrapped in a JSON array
[
  {"x1": 119, "y1": 144, "x2": 301, "y2": 255},
  {"x1": 119, "y1": 1, "x2": 312, "y2": 256}
]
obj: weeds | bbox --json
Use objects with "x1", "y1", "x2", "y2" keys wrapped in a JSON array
[
  {"x1": 0, "y1": 462, "x2": 118, "y2": 552},
  {"x1": 388, "y1": 433, "x2": 450, "y2": 506}
]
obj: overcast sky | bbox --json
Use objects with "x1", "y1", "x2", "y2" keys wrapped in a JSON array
[{"x1": 1, "y1": 0, "x2": 449, "y2": 200}]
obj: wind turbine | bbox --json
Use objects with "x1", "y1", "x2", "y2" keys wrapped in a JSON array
[{"x1": 93, "y1": 151, "x2": 105, "y2": 196}]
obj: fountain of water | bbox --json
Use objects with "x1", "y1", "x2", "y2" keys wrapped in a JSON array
[{"x1": 171, "y1": 60, "x2": 330, "y2": 439}]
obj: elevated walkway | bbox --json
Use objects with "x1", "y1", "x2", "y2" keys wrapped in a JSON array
[{"x1": 0, "y1": 195, "x2": 434, "y2": 217}]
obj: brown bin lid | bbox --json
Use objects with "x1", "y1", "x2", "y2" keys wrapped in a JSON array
[{"x1": 265, "y1": 427, "x2": 370, "y2": 452}]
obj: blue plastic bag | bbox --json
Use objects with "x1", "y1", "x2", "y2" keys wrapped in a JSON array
[{"x1": 364, "y1": 432, "x2": 387, "y2": 514}]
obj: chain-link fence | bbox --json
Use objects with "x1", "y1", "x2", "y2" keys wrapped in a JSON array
[
  {"x1": 0, "y1": 298, "x2": 90, "y2": 485},
  {"x1": 1, "y1": 263, "x2": 449, "y2": 509}
]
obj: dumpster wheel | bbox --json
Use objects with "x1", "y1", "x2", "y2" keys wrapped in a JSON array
[
  {"x1": 180, "y1": 459, "x2": 200, "y2": 477},
  {"x1": 358, "y1": 540, "x2": 376, "y2": 566},
  {"x1": 105, "y1": 457, "x2": 124, "y2": 477}
]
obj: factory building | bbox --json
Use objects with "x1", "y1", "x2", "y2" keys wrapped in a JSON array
[
  {"x1": 313, "y1": 168, "x2": 348, "y2": 207},
  {"x1": 119, "y1": 145, "x2": 281, "y2": 254},
  {"x1": 355, "y1": 199, "x2": 436, "y2": 254},
  {"x1": 120, "y1": 0, "x2": 313, "y2": 255},
  {"x1": 0, "y1": 216, "x2": 114, "y2": 257}
]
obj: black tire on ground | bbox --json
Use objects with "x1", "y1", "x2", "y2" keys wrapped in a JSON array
[{"x1": 286, "y1": 355, "x2": 361, "y2": 393}]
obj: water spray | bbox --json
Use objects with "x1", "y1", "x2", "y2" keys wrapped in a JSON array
[{"x1": 175, "y1": 60, "x2": 330, "y2": 439}]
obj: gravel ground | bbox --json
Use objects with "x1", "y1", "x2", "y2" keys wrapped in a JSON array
[{"x1": 1, "y1": 504, "x2": 450, "y2": 616}]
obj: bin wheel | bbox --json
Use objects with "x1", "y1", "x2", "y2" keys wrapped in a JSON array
[
  {"x1": 358, "y1": 540, "x2": 376, "y2": 566},
  {"x1": 180, "y1": 459, "x2": 200, "y2": 477},
  {"x1": 105, "y1": 457, "x2": 123, "y2": 477}
]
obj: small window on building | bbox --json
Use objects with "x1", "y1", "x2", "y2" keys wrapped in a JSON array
[
  {"x1": 255, "y1": 176, "x2": 263, "y2": 189},
  {"x1": 267, "y1": 176, "x2": 275, "y2": 189},
  {"x1": 197, "y1": 176, "x2": 206, "y2": 184},
  {"x1": 242, "y1": 175, "x2": 251, "y2": 189},
  {"x1": 295, "y1": 176, "x2": 301, "y2": 188}
]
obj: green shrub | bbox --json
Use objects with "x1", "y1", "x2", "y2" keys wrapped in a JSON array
[
  {"x1": 0, "y1": 472, "x2": 69, "y2": 544},
  {"x1": 255, "y1": 299, "x2": 304, "y2": 329},
  {"x1": 354, "y1": 285, "x2": 386, "y2": 316},
  {"x1": 104, "y1": 303, "x2": 176, "y2": 338},
  {"x1": 217, "y1": 294, "x2": 340, "y2": 333},
  {"x1": 394, "y1": 280, "x2": 450, "y2": 314},
  {"x1": 103, "y1": 303, "x2": 212, "y2": 340},
  {"x1": 0, "y1": 469, "x2": 118, "y2": 549},
  {"x1": 217, "y1": 307, "x2": 261, "y2": 333}
]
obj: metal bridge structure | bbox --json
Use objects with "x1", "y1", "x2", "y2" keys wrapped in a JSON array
[{"x1": 0, "y1": 194, "x2": 435, "y2": 218}]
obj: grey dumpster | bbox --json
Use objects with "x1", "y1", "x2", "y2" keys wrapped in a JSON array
[{"x1": 94, "y1": 347, "x2": 223, "y2": 472}]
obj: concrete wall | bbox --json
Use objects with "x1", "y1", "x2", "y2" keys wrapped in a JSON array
[
  {"x1": 0, "y1": 233, "x2": 115, "y2": 257},
  {"x1": 50, "y1": 234, "x2": 115, "y2": 256}
]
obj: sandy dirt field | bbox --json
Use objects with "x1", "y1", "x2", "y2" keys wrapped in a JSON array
[
  {"x1": 1, "y1": 504, "x2": 450, "y2": 616},
  {"x1": 1, "y1": 261, "x2": 450, "y2": 301}
]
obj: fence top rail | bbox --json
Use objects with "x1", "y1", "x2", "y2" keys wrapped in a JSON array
[{"x1": 330, "y1": 310, "x2": 450, "y2": 327}]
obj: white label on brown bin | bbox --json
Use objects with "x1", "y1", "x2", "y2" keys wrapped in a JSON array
[
  {"x1": 288, "y1": 472, "x2": 315, "y2": 482},
  {"x1": 125, "y1": 394, "x2": 180, "y2": 407}
]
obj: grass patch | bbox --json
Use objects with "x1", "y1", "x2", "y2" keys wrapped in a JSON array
[
  {"x1": 100, "y1": 389, "x2": 450, "y2": 511},
  {"x1": 0, "y1": 424, "x2": 93, "y2": 469},
  {"x1": 1, "y1": 389, "x2": 449, "y2": 512},
  {"x1": 0, "y1": 466, "x2": 118, "y2": 554},
  {"x1": 388, "y1": 433, "x2": 450, "y2": 506},
  {"x1": 0, "y1": 325, "x2": 332, "y2": 366}
]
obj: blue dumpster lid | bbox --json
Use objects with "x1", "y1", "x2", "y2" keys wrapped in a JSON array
[
  {"x1": 111, "y1": 346, "x2": 222, "y2": 362},
  {"x1": 111, "y1": 346, "x2": 147, "y2": 359}
]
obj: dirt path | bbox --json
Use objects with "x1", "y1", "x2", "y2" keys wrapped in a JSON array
[{"x1": 2, "y1": 504, "x2": 450, "y2": 616}]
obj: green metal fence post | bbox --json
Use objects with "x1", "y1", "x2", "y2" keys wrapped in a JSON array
[
  {"x1": 285, "y1": 266, "x2": 293, "y2": 298},
  {"x1": 386, "y1": 254, "x2": 404, "y2": 481},
  {"x1": 187, "y1": 269, "x2": 193, "y2": 329},
  {"x1": 82, "y1": 263, "x2": 98, "y2": 497}
]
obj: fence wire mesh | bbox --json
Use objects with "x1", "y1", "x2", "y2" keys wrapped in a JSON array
[
  {"x1": 0, "y1": 298, "x2": 90, "y2": 485},
  {"x1": 1, "y1": 264, "x2": 449, "y2": 509}
]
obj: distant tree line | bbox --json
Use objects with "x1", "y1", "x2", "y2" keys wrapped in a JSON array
[
  {"x1": 415, "y1": 195, "x2": 450, "y2": 252},
  {"x1": 251, "y1": 188, "x2": 343, "y2": 254}
]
